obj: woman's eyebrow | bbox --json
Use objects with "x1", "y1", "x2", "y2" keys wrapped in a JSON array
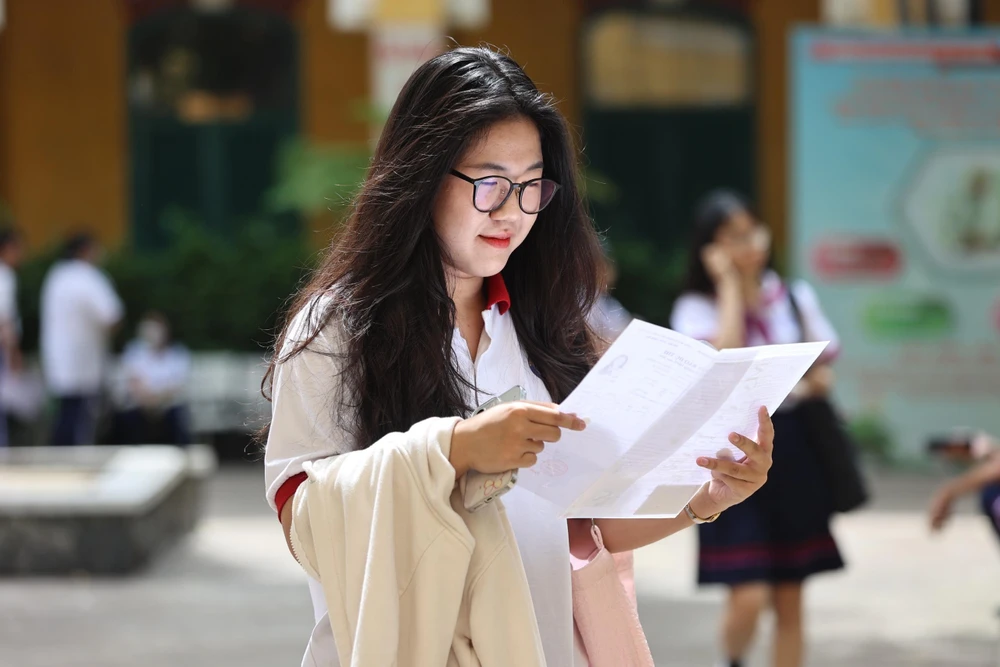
[
  {"x1": 465, "y1": 160, "x2": 545, "y2": 173},
  {"x1": 466, "y1": 162, "x2": 508, "y2": 172}
]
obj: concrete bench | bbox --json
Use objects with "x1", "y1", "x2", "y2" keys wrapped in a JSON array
[{"x1": 0, "y1": 444, "x2": 216, "y2": 575}]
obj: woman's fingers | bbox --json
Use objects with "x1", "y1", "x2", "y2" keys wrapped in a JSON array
[
  {"x1": 697, "y1": 456, "x2": 738, "y2": 476},
  {"x1": 727, "y1": 432, "x2": 758, "y2": 457},
  {"x1": 713, "y1": 472, "x2": 755, "y2": 494},
  {"x1": 756, "y1": 406, "x2": 775, "y2": 453},
  {"x1": 522, "y1": 439, "x2": 546, "y2": 455},
  {"x1": 525, "y1": 423, "x2": 561, "y2": 445},
  {"x1": 519, "y1": 404, "x2": 586, "y2": 431},
  {"x1": 697, "y1": 455, "x2": 763, "y2": 482},
  {"x1": 522, "y1": 400, "x2": 560, "y2": 410},
  {"x1": 722, "y1": 407, "x2": 774, "y2": 464}
]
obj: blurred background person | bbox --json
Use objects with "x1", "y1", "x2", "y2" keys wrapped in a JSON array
[
  {"x1": 670, "y1": 191, "x2": 843, "y2": 667},
  {"x1": 41, "y1": 232, "x2": 124, "y2": 446},
  {"x1": 118, "y1": 311, "x2": 192, "y2": 446},
  {"x1": 929, "y1": 430, "x2": 1000, "y2": 545},
  {"x1": 0, "y1": 227, "x2": 24, "y2": 445}
]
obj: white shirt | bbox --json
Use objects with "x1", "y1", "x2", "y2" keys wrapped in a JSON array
[
  {"x1": 0, "y1": 262, "x2": 18, "y2": 334},
  {"x1": 671, "y1": 270, "x2": 840, "y2": 411},
  {"x1": 265, "y1": 295, "x2": 587, "y2": 667},
  {"x1": 121, "y1": 341, "x2": 191, "y2": 408},
  {"x1": 40, "y1": 260, "x2": 123, "y2": 394},
  {"x1": 670, "y1": 271, "x2": 839, "y2": 352}
]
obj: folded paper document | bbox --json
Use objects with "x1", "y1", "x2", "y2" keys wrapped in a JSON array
[{"x1": 519, "y1": 320, "x2": 828, "y2": 518}]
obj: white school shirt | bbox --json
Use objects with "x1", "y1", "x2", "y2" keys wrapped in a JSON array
[
  {"x1": 121, "y1": 341, "x2": 191, "y2": 408},
  {"x1": 0, "y1": 262, "x2": 18, "y2": 336},
  {"x1": 670, "y1": 271, "x2": 840, "y2": 397},
  {"x1": 40, "y1": 260, "x2": 124, "y2": 395},
  {"x1": 671, "y1": 270, "x2": 839, "y2": 350},
  {"x1": 265, "y1": 286, "x2": 588, "y2": 667}
]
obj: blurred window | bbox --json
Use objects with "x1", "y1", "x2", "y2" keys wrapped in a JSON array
[
  {"x1": 584, "y1": 13, "x2": 750, "y2": 108},
  {"x1": 129, "y1": 7, "x2": 296, "y2": 121},
  {"x1": 579, "y1": 6, "x2": 755, "y2": 275},
  {"x1": 128, "y1": 7, "x2": 299, "y2": 248}
]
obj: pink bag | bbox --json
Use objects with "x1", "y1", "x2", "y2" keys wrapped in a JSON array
[
  {"x1": 570, "y1": 523, "x2": 654, "y2": 667},
  {"x1": 614, "y1": 551, "x2": 637, "y2": 606}
]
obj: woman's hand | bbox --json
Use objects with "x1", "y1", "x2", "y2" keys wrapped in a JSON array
[
  {"x1": 450, "y1": 402, "x2": 585, "y2": 477},
  {"x1": 701, "y1": 243, "x2": 738, "y2": 285},
  {"x1": 804, "y1": 365, "x2": 835, "y2": 398},
  {"x1": 929, "y1": 485, "x2": 956, "y2": 532},
  {"x1": 691, "y1": 406, "x2": 774, "y2": 516}
]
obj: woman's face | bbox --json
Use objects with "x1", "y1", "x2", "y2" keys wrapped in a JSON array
[
  {"x1": 714, "y1": 209, "x2": 770, "y2": 277},
  {"x1": 433, "y1": 115, "x2": 543, "y2": 286},
  {"x1": 138, "y1": 317, "x2": 169, "y2": 349}
]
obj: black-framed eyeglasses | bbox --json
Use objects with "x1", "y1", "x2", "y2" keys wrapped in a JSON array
[{"x1": 450, "y1": 169, "x2": 560, "y2": 214}]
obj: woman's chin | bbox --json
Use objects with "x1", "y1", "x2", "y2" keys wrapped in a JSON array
[
  {"x1": 466, "y1": 254, "x2": 511, "y2": 279},
  {"x1": 446, "y1": 260, "x2": 507, "y2": 283}
]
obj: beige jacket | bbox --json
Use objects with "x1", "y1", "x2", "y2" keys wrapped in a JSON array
[{"x1": 289, "y1": 416, "x2": 547, "y2": 667}]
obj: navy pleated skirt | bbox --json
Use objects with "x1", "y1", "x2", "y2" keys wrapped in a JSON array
[{"x1": 697, "y1": 408, "x2": 845, "y2": 585}]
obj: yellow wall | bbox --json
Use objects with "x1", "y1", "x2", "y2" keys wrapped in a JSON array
[
  {"x1": 453, "y1": 0, "x2": 581, "y2": 126},
  {"x1": 296, "y1": 0, "x2": 580, "y2": 138},
  {"x1": 0, "y1": 0, "x2": 127, "y2": 251},
  {"x1": 0, "y1": 0, "x2": 578, "y2": 249},
  {"x1": 986, "y1": 1, "x2": 1000, "y2": 23},
  {"x1": 296, "y1": 0, "x2": 370, "y2": 145}
]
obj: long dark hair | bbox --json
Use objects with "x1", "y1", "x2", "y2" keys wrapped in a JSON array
[
  {"x1": 680, "y1": 189, "x2": 756, "y2": 296},
  {"x1": 264, "y1": 46, "x2": 603, "y2": 450}
]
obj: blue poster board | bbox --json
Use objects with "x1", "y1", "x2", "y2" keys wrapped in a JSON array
[{"x1": 790, "y1": 29, "x2": 1000, "y2": 460}]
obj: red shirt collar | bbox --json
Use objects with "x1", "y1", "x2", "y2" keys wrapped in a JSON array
[{"x1": 485, "y1": 274, "x2": 510, "y2": 314}]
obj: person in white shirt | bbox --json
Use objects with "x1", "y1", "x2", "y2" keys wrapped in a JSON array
[
  {"x1": 671, "y1": 191, "x2": 844, "y2": 667},
  {"x1": 0, "y1": 228, "x2": 24, "y2": 446},
  {"x1": 41, "y1": 233, "x2": 123, "y2": 446},
  {"x1": 120, "y1": 311, "x2": 191, "y2": 445},
  {"x1": 265, "y1": 47, "x2": 775, "y2": 667}
]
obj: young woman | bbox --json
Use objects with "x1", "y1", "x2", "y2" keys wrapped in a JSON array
[
  {"x1": 265, "y1": 48, "x2": 774, "y2": 667},
  {"x1": 671, "y1": 191, "x2": 844, "y2": 667}
]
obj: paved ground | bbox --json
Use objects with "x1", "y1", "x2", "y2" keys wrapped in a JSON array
[
  {"x1": 1, "y1": 466, "x2": 997, "y2": 666},
  {"x1": 634, "y1": 472, "x2": 1000, "y2": 666}
]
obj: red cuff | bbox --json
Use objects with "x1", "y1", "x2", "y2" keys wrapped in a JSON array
[{"x1": 275, "y1": 472, "x2": 308, "y2": 520}]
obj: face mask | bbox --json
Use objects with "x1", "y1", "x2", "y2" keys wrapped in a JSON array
[{"x1": 138, "y1": 320, "x2": 168, "y2": 348}]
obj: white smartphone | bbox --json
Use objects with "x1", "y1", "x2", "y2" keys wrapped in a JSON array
[{"x1": 462, "y1": 385, "x2": 526, "y2": 512}]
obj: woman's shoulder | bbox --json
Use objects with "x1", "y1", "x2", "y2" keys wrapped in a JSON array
[
  {"x1": 166, "y1": 342, "x2": 192, "y2": 361},
  {"x1": 781, "y1": 274, "x2": 821, "y2": 309},
  {"x1": 671, "y1": 291, "x2": 717, "y2": 315},
  {"x1": 281, "y1": 292, "x2": 347, "y2": 358},
  {"x1": 670, "y1": 291, "x2": 720, "y2": 337}
]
